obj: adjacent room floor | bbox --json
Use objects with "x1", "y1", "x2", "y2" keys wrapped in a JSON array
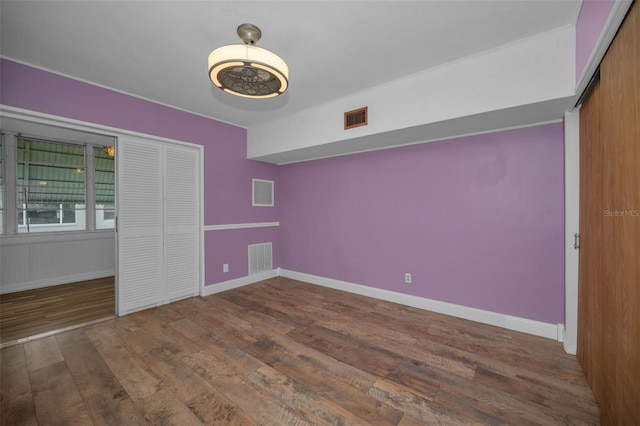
[
  {"x1": 0, "y1": 277, "x2": 599, "y2": 424},
  {"x1": 0, "y1": 277, "x2": 115, "y2": 346}
]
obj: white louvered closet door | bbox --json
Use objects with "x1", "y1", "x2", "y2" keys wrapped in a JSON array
[
  {"x1": 117, "y1": 137, "x2": 164, "y2": 314},
  {"x1": 117, "y1": 137, "x2": 202, "y2": 315},
  {"x1": 164, "y1": 144, "x2": 200, "y2": 302}
]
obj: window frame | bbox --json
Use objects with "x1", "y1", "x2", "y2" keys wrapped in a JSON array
[
  {"x1": 16, "y1": 136, "x2": 87, "y2": 234},
  {"x1": 94, "y1": 146, "x2": 115, "y2": 230}
]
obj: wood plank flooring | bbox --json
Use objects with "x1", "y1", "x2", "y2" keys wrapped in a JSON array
[
  {"x1": 0, "y1": 277, "x2": 599, "y2": 425},
  {"x1": 0, "y1": 277, "x2": 115, "y2": 345}
]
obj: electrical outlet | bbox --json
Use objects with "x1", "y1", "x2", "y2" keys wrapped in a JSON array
[
  {"x1": 405, "y1": 273, "x2": 412, "y2": 283},
  {"x1": 223, "y1": 263, "x2": 229, "y2": 273}
]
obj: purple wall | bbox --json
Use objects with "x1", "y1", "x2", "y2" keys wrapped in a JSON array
[
  {"x1": 278, "y1": 124, "x2": 565, "y2": 324},
  {"x1": 575, "y1": 0, "x2": 615, "y2": 81},
  {"x1": 205, "y1": 227, "x2": 280, "y2": 285},
  {"x1": 0, "y1": 58, "x2": 279, "y2": 286},
  {"x1": 1, "y1": 58, "x2": 566, "y2": 324}
]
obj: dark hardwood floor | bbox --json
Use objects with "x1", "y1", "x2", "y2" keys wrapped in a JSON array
[
  {"x1": 0, "y1": 277, "x2": 599, "y2": 425},
  {"x1": 0, "y1": 277, "x2": 115, "y2": 345}
]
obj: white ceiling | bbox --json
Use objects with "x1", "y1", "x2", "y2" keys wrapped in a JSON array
[{"x1": 1, "y1": 1, "x2": 582, "y2": 129}]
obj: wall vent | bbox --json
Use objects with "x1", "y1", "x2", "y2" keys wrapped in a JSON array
[
  {"x1": 252, "y1": 179, "x2": 274, "y2": 206},
  {"x1": 344, "y1": 106, "x2": 368, "y2": 130},
  {"x1": 248, "y1": 242, "x2": 272, "y2": 275}
]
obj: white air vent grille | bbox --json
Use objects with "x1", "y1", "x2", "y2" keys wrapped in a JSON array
[
  {"x1": 344, "y1": 106, "x2": 368, "y2": 130},
  {"x1": 248, "y1": 242, "x2": 272, "y2": 275},
  {"x1": 253, "y1": 179, "x2": 274, "y2": 206}
]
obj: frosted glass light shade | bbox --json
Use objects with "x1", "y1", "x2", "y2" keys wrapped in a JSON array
[{"x1": 208, "y1": 44, "x2": 289, "y2": 99}]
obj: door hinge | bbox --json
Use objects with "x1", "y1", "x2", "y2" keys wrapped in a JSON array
[{"x1": 574, "y1": 233, "x2": 580, "y2": 249}]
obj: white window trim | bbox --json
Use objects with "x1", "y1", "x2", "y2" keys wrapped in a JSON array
[{"x1": 17, "y1": 202, "x2": 83, "y2": 229}]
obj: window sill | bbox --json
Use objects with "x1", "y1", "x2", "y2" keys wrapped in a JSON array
[{"x1": 0, "y1": 229, "x2": 115, "y2": 246}]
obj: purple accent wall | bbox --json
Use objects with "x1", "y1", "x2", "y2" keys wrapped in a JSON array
[
  {"x1": 205, "y1": 227, "x2": 280, "y2": 284},
  {"x1": 279, "y1": 124, "x2": 565, "y2": 324},
  {"x1": 0, "y1": 58, "x2": 279, "y2": 286},
  {"x1": 575, "y1": 0, "x2": 615, "y2": 81}
]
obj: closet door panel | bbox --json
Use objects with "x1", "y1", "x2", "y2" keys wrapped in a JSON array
[
  {"x1": 164, "y1": 144, "x2": 200, "y2": 301},
  {"x1": 117, "y1": 137, "x2": 164, "y2": 314},
  {"x1": 578, "y1": 3, "x2": 640, "y2": 423},
  {"x1": 120, "y1": 235, "x2": 164, "y2": 311},
  {"x1": 166, "y1": 233, "x2": 200, "y2": 300}
]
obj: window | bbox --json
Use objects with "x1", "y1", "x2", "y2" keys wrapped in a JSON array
[
  {"x1": 0, "y1": 131, "x2": 115, "y2": 235},
  {"x1": 0, "y1": 125, "x2": 115, "y2": 235},
  {"x1": 17, "y1": 138, "x2": 86, "y2": 233},
  {"x1": 95, "y1": 146, "x2": 115, "y2": 229}
]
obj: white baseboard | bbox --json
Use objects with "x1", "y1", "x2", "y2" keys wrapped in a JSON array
[
  {"x1": 0, "y1": 270, "x2": 116, "y2": 294},
  {"x1": 561, "y1": 321, "x2": 577, "y2": 355},
  {"x1": 279, "y1": 269, "x2": 560, "y2": 341},
  {"x1": 201, "y1": 268, "x2": 561, "y2": 341},
  {"x1": 203, "y1": 269, "x2": 278, "y2": 296},
  {"x1": 563, "y1": 344, "x2": 577, "y2": 356}
]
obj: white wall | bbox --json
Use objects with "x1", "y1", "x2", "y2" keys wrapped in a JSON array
[
  {"x1": 248, "y1": 26, "x2": 576, "y2": 164},
  {"x1": 0, "y1": 231, "x2": 115, "y2": 293}
]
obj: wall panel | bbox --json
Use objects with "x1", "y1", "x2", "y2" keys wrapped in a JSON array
[{"x1": 0, "y1": 232, "x2": 115, "y2": 293}]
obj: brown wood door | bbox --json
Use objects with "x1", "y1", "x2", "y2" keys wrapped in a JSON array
[{"x1": 577, "y1": 2, "x2": 640, "y2": 424}]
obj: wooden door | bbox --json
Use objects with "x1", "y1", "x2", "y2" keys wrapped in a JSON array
[{"x1": 577, "y1": 2, "x2": 640, "y2": 424}]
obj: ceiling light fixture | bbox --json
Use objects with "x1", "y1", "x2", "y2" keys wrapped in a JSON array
[
  {"x1": 103, "y1": 146, "x2": 115, "y2": 157},
  {"x1": 208, "y1": 23, "x2": 289, "y2": 99}
]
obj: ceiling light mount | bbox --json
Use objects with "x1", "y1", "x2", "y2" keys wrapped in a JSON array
[
  {"x1": 237, "y1": 23, "x2": 261, "y2": 45},
  {"x1": 208, "y1": 23, "x2": 288, "y2": 99}
]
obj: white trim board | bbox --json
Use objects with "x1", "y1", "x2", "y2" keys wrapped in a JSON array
[
  {"x1": 0, "y1": 230, "x2": 115, "y2": 247},
  {"x1": 204, "y1": 222, "x2": 280, "y2": 231},
  {"x1": 203, "y1": 269, "x2": 278, "y2": 296},
  {"x1": 563, "y1": 110, "x2": 580, "y2": 355},
  {"x1": 279, "y1": 269, "x2": 561, "y2": 341},
  {"x1": 0, "y1": 315, "x2": 116, "y2": 350},
  {"x1": 0, "y1": 105, "x2": 205, "y2": 150},
  {"x1": 202, "y1": 268, "x2": 561, "y2": 341}
]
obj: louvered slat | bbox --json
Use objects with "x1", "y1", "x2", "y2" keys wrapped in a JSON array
[
  {"x1": 117, "y1": 137, "x2": 164, "y2": 315},
  {"x1": 164, "y1": 144, "x2": 200, "y2": 301}
]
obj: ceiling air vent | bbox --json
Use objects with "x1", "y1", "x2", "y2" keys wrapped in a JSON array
[{"x1": 344, "y1": 106, "x2": 368, "y2": 130}]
